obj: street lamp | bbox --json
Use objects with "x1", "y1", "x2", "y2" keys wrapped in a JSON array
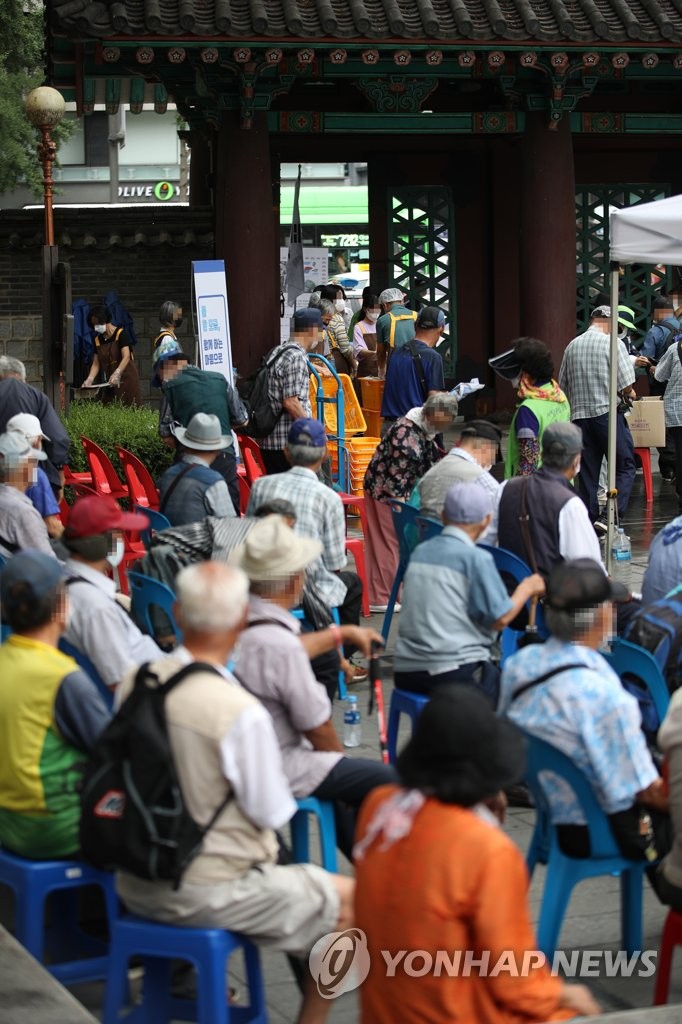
[
  {"x1": 24, "y1": 86, "x2": 66, "y2": 407},
  {"x1": 24, "y1": 86, "x2": 65, "y2": 246}
]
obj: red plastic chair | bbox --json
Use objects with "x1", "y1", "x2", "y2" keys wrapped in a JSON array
[
  {"x1": 654, "y1": 909, "x2": 682, "y2": 1004},
  {"x1": 634, "y1": 447, "x2": 653, "y2": 503},
  {"x1": 80, "y1": 437, "x2": 128, "y2": 501},
  {"x1": 116, "y1": 446, "x2": 160, "y2": 510},
  {"x1": 63, "y1": 465, "x2": 93, "y2": 489},
  {"x1": 238, "y1": 475, "x2": 251, "y2": 516},
  {"x1": 339, "y1": 492, "x2": 369, "y2": 539},
  {"x1": 236, "y1": 434, "x2": 266, "y2": 476},
  {"x1": 345, "y1": 537, "x2": 370, "y2": 618},
  {"x1": 243, "y1": 448, "x2": 264, "y2": 486}
]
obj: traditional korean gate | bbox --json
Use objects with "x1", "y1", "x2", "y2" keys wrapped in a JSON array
[
  {"x1": 388, "y1": 186, "x2": 457, "y2": 376},
  {"x1": 575, "y1": 185, "x2": 670, "y2": 331}
]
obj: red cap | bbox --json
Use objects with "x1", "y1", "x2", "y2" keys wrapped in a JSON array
[{"x1": 65, "y1": 495, "x2": 149, "y2": 538}]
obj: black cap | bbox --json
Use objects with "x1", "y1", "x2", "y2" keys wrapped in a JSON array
[
  {"x1": 459, "y1": 419, "x2": 502, "y2": 443},
  {"x1": 546, "y1": 558, "x2": 629, "y2": 611},
  {"x1": 416, "y1": 306, "x2": 445, "y2": 330},
  {"x1": 397, "y1": 687, "x2": 527, "y2": 805}
]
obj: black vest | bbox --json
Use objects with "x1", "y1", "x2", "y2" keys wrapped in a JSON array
[{"x1": 497, "y1": 468, "x2": 576, "y2": 578}]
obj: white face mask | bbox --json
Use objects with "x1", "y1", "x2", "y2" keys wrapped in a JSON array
[
  {"x1": 30, "y1": 465, "x2": 39, "y2": 485},
  {"x1": 366, "y1": 311, "x2": 380, "y2": 322},
  {"x1": 106, "y1": 538, "x2": 125, "y2": 568},
  {"x1": 510, "y1": 373, "x2": 522, "y2": 390},
  {"x1": 94, "y1": 324, "x2": 106, "y2": 334},
  {"x1": 334, "y1": 299, "x2": 345, "y2": 312}
]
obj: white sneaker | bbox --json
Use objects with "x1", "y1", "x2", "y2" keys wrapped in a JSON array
[{"x1": 369, "y1": 603, "x2": 401, "y2": 614}]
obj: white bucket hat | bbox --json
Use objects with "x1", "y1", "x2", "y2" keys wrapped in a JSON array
[
  {"x1": 230, "y1": 515, "x2": 322, "y2": 582},
  {"x1": 6, "y1": 413, "x2": 50, "y2": 442},
  {"x1": 172, "y1": 413, "x2": 231, "y2": 451}
]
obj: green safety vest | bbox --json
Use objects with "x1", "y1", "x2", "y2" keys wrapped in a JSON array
[
  {"x1": 164, "y1": 366, "x2": 231, "y2": 434},
  {"x1": 505, "y1": 389, "x2": 571, "y2": 478}
]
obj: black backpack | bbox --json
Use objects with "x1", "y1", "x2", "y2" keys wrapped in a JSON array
[
  {"x1": 79, "y1": 661, "x2": 232, "y2": 889},
  {"x1": 238, "y1": 343, "x2": 300, "y2": 438}
]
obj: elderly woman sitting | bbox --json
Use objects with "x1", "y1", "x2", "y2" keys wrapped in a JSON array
[
  {"x1": 353, "y1": 687, "x2": 600, "y2": 1023},
  {"x1": 362, "y1": 392, "x2": 458, "y2": 612}
]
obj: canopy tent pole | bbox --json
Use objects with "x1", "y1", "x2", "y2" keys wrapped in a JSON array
[{"x1": 606, "y1": 262, "x2": 620, "y2": 573}]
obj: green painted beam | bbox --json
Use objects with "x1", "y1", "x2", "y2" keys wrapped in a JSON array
[{"x1": 268, "y1": 111, "x2": 524, "y2": 133}]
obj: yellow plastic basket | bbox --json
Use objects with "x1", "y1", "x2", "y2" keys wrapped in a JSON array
[{"x1": 309, "y1": 373, "x2": 367, "y2": 437}]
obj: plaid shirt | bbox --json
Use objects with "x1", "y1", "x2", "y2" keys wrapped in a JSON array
[
  {"x1": 261, "y1": 342, "x2": 312, "y2": 451},
  {"x1": 558, "y1": 327, "x2": 634, "y2": 420},
  {"x1": 246, "y1": 467, "x2": 348, "y2": 608}
]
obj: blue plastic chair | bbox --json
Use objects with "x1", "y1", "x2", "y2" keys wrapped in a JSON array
[
  {"x1": 602, "y1": 637, "x2": 670, "y2": 728},
  {"x1": 387, "y1": 689, "x2": 430, "y2": 763},
  {"x1": 291, "y1": 605, "x2": 347, "y2": 700},
  {"x1": 479, "y1": 543, "x2": 548, "y2": 662},
  {"x1": 382, "y1": 500, "x2": 421, "y2": 643},
  {"x1": 290, "y1": 797, "x2": 338, "y2": 872},
  {"x1": 134, "y1": 505, "x2": 171, "y2": 549},
  {"x1": 523, "y1": 731, "x2": 648, "y2": 958},
  {"x1": 0, "y1": 848, "x2": 118, "y2": 985},
  {"x1": 415, "y1": 514, "x2": 443, "y2": 543},
  {"x1": 59, "y1": 636, "x2": 114, "y2": 709},
  {"x1": 103, "y1": 914, "x2": 267, "y2": 1024},
  {"x1": 127, "y1": 570, "x2": 182, "y2": 645}
]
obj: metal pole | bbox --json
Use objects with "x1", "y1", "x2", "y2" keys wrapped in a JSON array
[
  {"x1": 37, "y1": 125, "x2": 57, "y2": 246},
  {"x1": 606, "y1": 263, "x2": 620, "y2": 573}
]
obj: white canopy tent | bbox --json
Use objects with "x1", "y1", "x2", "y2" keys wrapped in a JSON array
[{"x1": 607, "y1": 194, "x2": 682, "y2": 567}]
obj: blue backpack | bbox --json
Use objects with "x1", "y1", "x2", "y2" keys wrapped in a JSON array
[{"x1": 624, "y1": 588, "x2": 682, "y2": 725}]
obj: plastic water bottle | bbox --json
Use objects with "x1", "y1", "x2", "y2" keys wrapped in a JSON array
[
  {"x1": 611, "y1": 527, "x2": 632, "y2": 589},
  {"x1": 343, "y1": 696, "x2": 362, "y2": 748}
]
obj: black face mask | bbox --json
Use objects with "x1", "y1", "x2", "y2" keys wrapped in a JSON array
[{"x1": 173, "y1": 317, "x2": 183, "y2": 329}]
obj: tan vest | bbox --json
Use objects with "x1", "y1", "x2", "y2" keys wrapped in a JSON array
[{"x1": 117, "y1": 656, "x2": 278, "y2": 884}]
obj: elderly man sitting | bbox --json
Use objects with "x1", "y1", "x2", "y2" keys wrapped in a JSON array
[
  {"x1": 499, "y1": 559, "x2": 669, "y2": 862},
  {"x1": 231, "y1": 515, "x2": 395, "y2": 860},
  {"x1": 158, "y1": 412, "x2": 235, "y2": 526},
  {"x1": 116, "y1": 559, "x2": 354, "y2": 1024},
  {"x1": 62, "y1": 495, "x2": 164, "y2": 691},
  {"x1": 0, "y1": 430, "x2": 56, "y2": 559},
  {"x1": 247, "y1": 417, "x2": 365, "y2": 683},
  {"x1": 415, "y1": 419, "x2": 501, "y2": 539},
  {"x1": 496, "y1": 421, "x2": 603, "y2": 576},
  {"x1": 0, "y1": 552, "x2": 111, "y2": 857},
  {"x1": 394, "y1": 481, "x2": 544, "y2": 706}
]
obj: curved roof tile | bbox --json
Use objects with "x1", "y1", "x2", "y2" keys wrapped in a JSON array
[{"x1": 51, "y1": 0, "x2": 682, "y2": 42}]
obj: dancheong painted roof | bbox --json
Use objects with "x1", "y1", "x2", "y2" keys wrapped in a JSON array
[{"x1": 50, "y1": 0, "x2": 682, "y2": 45}]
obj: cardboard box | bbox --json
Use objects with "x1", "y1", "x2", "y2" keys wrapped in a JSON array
[{"x1": 627, "y1": 397, "x2": 666, "y2": 448}]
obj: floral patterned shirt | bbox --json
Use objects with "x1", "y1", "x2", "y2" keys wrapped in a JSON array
[{"x1": 363, "y1": 417, "x2": 442, "y2": 503}]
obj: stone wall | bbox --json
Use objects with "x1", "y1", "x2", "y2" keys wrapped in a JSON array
[{"x1": 0, "y1": 207, "x2": 214, "y2": 400}]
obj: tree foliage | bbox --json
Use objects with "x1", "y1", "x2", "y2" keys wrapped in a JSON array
[{"x1": 0, "y1": 1, "x2": 72, "y2": 195}]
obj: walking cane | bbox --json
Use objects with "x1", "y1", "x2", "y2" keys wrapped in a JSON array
[
  {"x1": 368, "y1": 640, "x2": 389, "y2": 764},
  {"x1": 517, "y1": 595, "x2": 543, "y2": 648}
]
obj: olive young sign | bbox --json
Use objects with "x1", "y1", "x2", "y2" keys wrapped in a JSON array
[
  {"x1": 117, "y1": 181, "x2": 186, "y2": 201},
  {"x1": 192, "y1": 260, "x2": 235, "y2": 387}
]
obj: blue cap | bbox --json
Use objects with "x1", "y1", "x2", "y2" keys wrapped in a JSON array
[
  {"x1": 443, "y1": 481, "x2": 493, "y2": 524},
  {"x1": 293, "y1": 307, "x2": 322, "y2": 330},
  {"x1": 287, "y1": 417, "x2": 327, "y2": 448},
  {"x1": 0, "y1": 550, "x2": 64, "y2": 607}
]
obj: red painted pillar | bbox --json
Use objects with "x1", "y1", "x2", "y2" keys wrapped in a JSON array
[
  {"x1": 214, "y1": 112, "x2": 279, "y2": 376},
  {"x1": 520, "y1": 114, "x2": 576, "y2": 369}
]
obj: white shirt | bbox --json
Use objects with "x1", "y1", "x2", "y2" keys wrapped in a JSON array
[
  {"x1": 170, "y1": 646, "x2": 296, "y2": 829},
  {"x1": 63, "y1": 558, "x2": 163, "y2": 688}
]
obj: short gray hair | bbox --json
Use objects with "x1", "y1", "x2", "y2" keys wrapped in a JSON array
[
  {"x1": 423, "y1": 392, "x2": 459, "y2": 418},
  {"x1": 308, "y1": 291, "x2": 322, "y2": 309},
  {"x1": 286, "y1": 442, "x2": 327, "y2": 467},
  {"x1": 0, "y1": 356, "x2": 26, "y2": 380},
  {"x1": 175, "y1": 561, "x2": 248, "y2": 632},
  {"x1": 318, "y1": 298, "x2": 335, "y2": 317},
  {"x1": 545, "y1": 604, "x2": 600, "y2": 643}
]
